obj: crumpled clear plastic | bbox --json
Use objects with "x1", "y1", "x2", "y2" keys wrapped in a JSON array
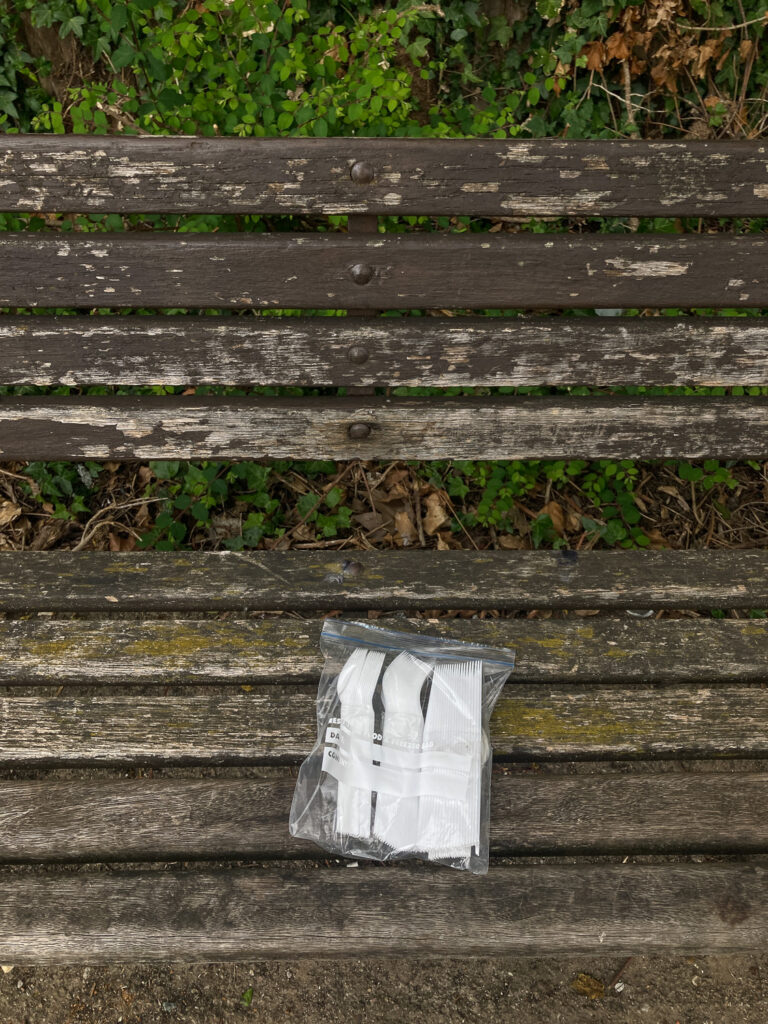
[{"x1": 289, "y1": 619, "x2": 515, "y2": 874}]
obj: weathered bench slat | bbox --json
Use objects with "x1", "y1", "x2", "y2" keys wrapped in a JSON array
[
  {"x1": 2, "y1": 233, "x2": 766, "y2": 309},
  {"x1": 4, "y1": 686, "x2": 768, "y2": 764},
  {"x1": 2, "y1": 137, "x2": 765, "y2": 216},
  {"x1": 4, "y1": 550, "x2": 768, "y2": 611},
  {"x1": 4, "y1": 395, "x2": 768, "y2": 461},
  {"x1": 4, "y1": 617, "x2": 768, "y2": 685},
  {"x1": 1, "y1": 773, "x2": 766, "y2": 862},
  {"x1": 0, "y1": 862, "x2": 765, "y2": 962},
  {"x1": 7, "y1": 314, "x2": 768, "y2": 387}
]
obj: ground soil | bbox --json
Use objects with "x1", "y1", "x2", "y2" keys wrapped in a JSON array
[{"x1": 1, "y1": 954, "x2": 766, "y2": 1023}]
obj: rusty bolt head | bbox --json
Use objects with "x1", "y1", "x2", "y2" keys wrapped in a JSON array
[
  {"x1": 348, "y1": 422, "x2": 371, "y2": 440},
  {"x1": 350, "y1": 161, "x2": 375, "y2": 185},
  {"x1": 347, "y1": 345, "x2": 369, "y2": 364},
  {"x1": 350, "y1": 263, "x2": 374, "y2": 285}
]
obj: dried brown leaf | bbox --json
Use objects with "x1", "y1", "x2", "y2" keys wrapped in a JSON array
[
  {"x1": 108, "y1": 531, "x2": 137, "y2": 552},
  {"x1": 353, "y1": 511, "x2": 386, "y2": 533},
  {"x1": 572, "y1": 973, "x2": 605, "y2": 999},
  {"x1": 0, "y1": 501, "x2": 21, "y2": 528},
  {"x1": 436, "y1": 530, "x2": 462, "y2": 550},
  {"x1": 423, "y1": 492, "x2": 450, "y2": 535},
  {"x1": 645, "y1": 528, "x2": 668, "y2": 549},
  {"x1": 541, "y1": 500, "x2": 566, "y2": 536},
  {"x1": 394, "y1": 509, "x2": 416, "y2": 545},
  {"x1": 582, "y1": 40, "x2": 605, "y2": 71},
  {"x1": 605, "y1": 31, "x2": 631, "y2": 61},
  {"x1": 497, "y1": 534, "x2": 527, "y2": 549}
]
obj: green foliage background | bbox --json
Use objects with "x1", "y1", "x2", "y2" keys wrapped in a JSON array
[{"x1": 1, "y1": 0, "x2": 767, "y2": 551}]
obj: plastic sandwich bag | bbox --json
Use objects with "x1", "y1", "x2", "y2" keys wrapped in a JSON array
[{"x1": 289, "y1": 619, "x2": 515, "y2": 874}]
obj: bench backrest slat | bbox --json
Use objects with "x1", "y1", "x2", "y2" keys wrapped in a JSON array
[
  {"x1": 2, "y1": 232, "x2": 766, "y2": 309},
  {"x1": 3, "y1": 136, "x2": 767, "y2": 216},
  {"x1": 3, "y1": 549, "x2": 768, "y2": 612},
  {"x1": 6, "y1": 315, "x2": 768, "y2": 387},
  {"x1": 3, "y1": 394, "x2": 768, "y2": 462},
  {"x1": 2, "y1": 136, "x2": 766, "y2": 464}
]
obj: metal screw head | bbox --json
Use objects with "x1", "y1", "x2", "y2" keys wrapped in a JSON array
[
  {"x1": 347, "y1": 345, "x2": 369, "y2": 364},
  {"x1": 350, "y1": 161, "x2": 375, "y2": 185},
  {"x1": 348, "y1": 422, "x2": 371, "y2": 440},
  {"x1": 350, "y1": 263, "x2": 374, "y2": 285}
]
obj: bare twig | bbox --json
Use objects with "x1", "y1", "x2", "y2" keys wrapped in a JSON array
[
  {"x1": 71, "y1": 497, "x2": 165, "y2": 551},
  {"x1": 412, "y1": 474, "x2": 426, "y2": 548},
  {"x1": 621, "y1": 60, "x2": 639, "y2": 135},
  {"x1": 677, "y1": 12, "x2": 768, "y2": 31},
  {"x1": 607, "y1": 957, "x2": 633, "y2": 990}
]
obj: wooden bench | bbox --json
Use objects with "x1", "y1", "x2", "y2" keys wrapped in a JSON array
[{"x1": 2, "y1": 136, "x2": 768, "y2": 962}]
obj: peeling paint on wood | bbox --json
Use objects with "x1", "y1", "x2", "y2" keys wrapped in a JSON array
[
  {"x1": 0, "y1": 233, "x2": 766, "y2": 309},
  {"x1": 5, "y1": 315, "x2": 768, "y2": 386},
  {"x1": 2, "y1": 395, "x2": 768, "y2": 460},
  {"x1": 2, "y1": 616, "x2": 768, "y2": 685},
  {"x1": 2, "y1": 772, "x2": 768, "y2": 862},
  {"x1": 0, "y1": 137, "x2": 766, "y2": 215},
  {"x1": 2, "y1": 549, "x2": 768, "y2": 612},
  {"x1": 2, "y1": 683, "x2": 768, "y2": 764}
]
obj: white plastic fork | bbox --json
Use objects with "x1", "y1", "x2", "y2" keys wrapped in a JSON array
[
  {"x1": 416, "y1": 658, "x2": 483, "y2": 861},
  {"x1": 372, "y1": 651, "x2": 431, "y2": 852},
  {"x1": 335, "y1": 647, "x2": 384, "y2": 839}
]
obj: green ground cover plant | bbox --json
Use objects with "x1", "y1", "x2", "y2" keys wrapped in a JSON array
[{"x1": 0, "y1": 0, "x2": 766, "y2": 556}]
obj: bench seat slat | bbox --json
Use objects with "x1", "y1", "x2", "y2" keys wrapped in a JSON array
[
  {"x1": 4, "y1": 686, "x2": 768, "y2": 764},
  {"x1": 3, "y1": 550, "x2": 768, "y2": 611},
  {"x1": 1, "y1": 773, "x2": 766, "y2": 862},
  {"x1": 0, "y1": 863, "x2": 765, "y2": 961},
  {"x1": 2, "y1": 233, "x2": 766, "y2": 309},
  {"x1": 3, "y1": 617, "x2": 768, "y2": 685},
  {"x1": 2, "y1": 136, "x2": 766, "y2": 217},
  {"x1": 7, "y1": 315, "x2": 768, "y2": 388},
  {"x1": 4, "y1": 395, "x2": 768, "y2": 461}
]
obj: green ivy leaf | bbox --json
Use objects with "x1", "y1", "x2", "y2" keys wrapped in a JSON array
[
  {"x1": 536, "y1": 0, "x2": 565, "y2": 18},
  {"x1": 111, "y1": 39, "x2": 137, "y2": 70}
]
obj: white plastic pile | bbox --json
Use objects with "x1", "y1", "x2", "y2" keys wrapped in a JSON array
[{"x1": 326, "y1": 648, "x2": 483, "y2": 861}]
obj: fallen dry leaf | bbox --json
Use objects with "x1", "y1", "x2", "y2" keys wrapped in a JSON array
[
  {"x1": 393, "y1": 509, "x2": 416, "y2": 545},
  {"x1": 435, "y1": 530, "x2": 461, "y2": 550},
  {"x1": 497, "y1": 534, "x2": 527, "y2": 549},
  {"x1": 108, "y1": 531, "x2": 137, "y2": 552},
  {"x1": 0, "y1": 502, "x2": 21, "y2": 528},
  {"x1": 571, "y1": 973, "x2": 605, "y2": 1000},
  {"x1": 541, "y1": 500, "x2": 566, "y2": 536},
  {"x1": 353, "y1": 511, "x2": 386, "y2": 534},
  {"x1": 423, "y1": 492, "x2": 449, "y2": 535}
]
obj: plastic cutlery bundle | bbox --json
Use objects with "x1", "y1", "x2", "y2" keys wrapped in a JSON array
[{"x1": 289, "y1": 619, "x2": 515, "y2": 874}]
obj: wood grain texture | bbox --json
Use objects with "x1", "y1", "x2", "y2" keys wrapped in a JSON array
[
  {"x1": 4, "y1": 684, "x2": 768, "y2": 765},
  {"x1": 7, "y1": 314, "x2": 768, "y2": 387},
  {"x1": 4, "y1": 395, "x2": 768, "y2": 460},
  {"x1": 4, "y1": 549, "x2": 768, "y2": 611},
  {"x1": 2, "y1": 773, "x2": 767, "y2": 862},
  {"x1": 1, "y1": 233, "x2": 766, "y2": 309},
  {"x1": 1, "y1": 863, "x2": 767, "y2": 961},
  {"x1": 1, "y1": 136, "x2": 766, "y2": 216},
  {"x1": 5, "y1": 616, "x2": 768, "y2": 685}
]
